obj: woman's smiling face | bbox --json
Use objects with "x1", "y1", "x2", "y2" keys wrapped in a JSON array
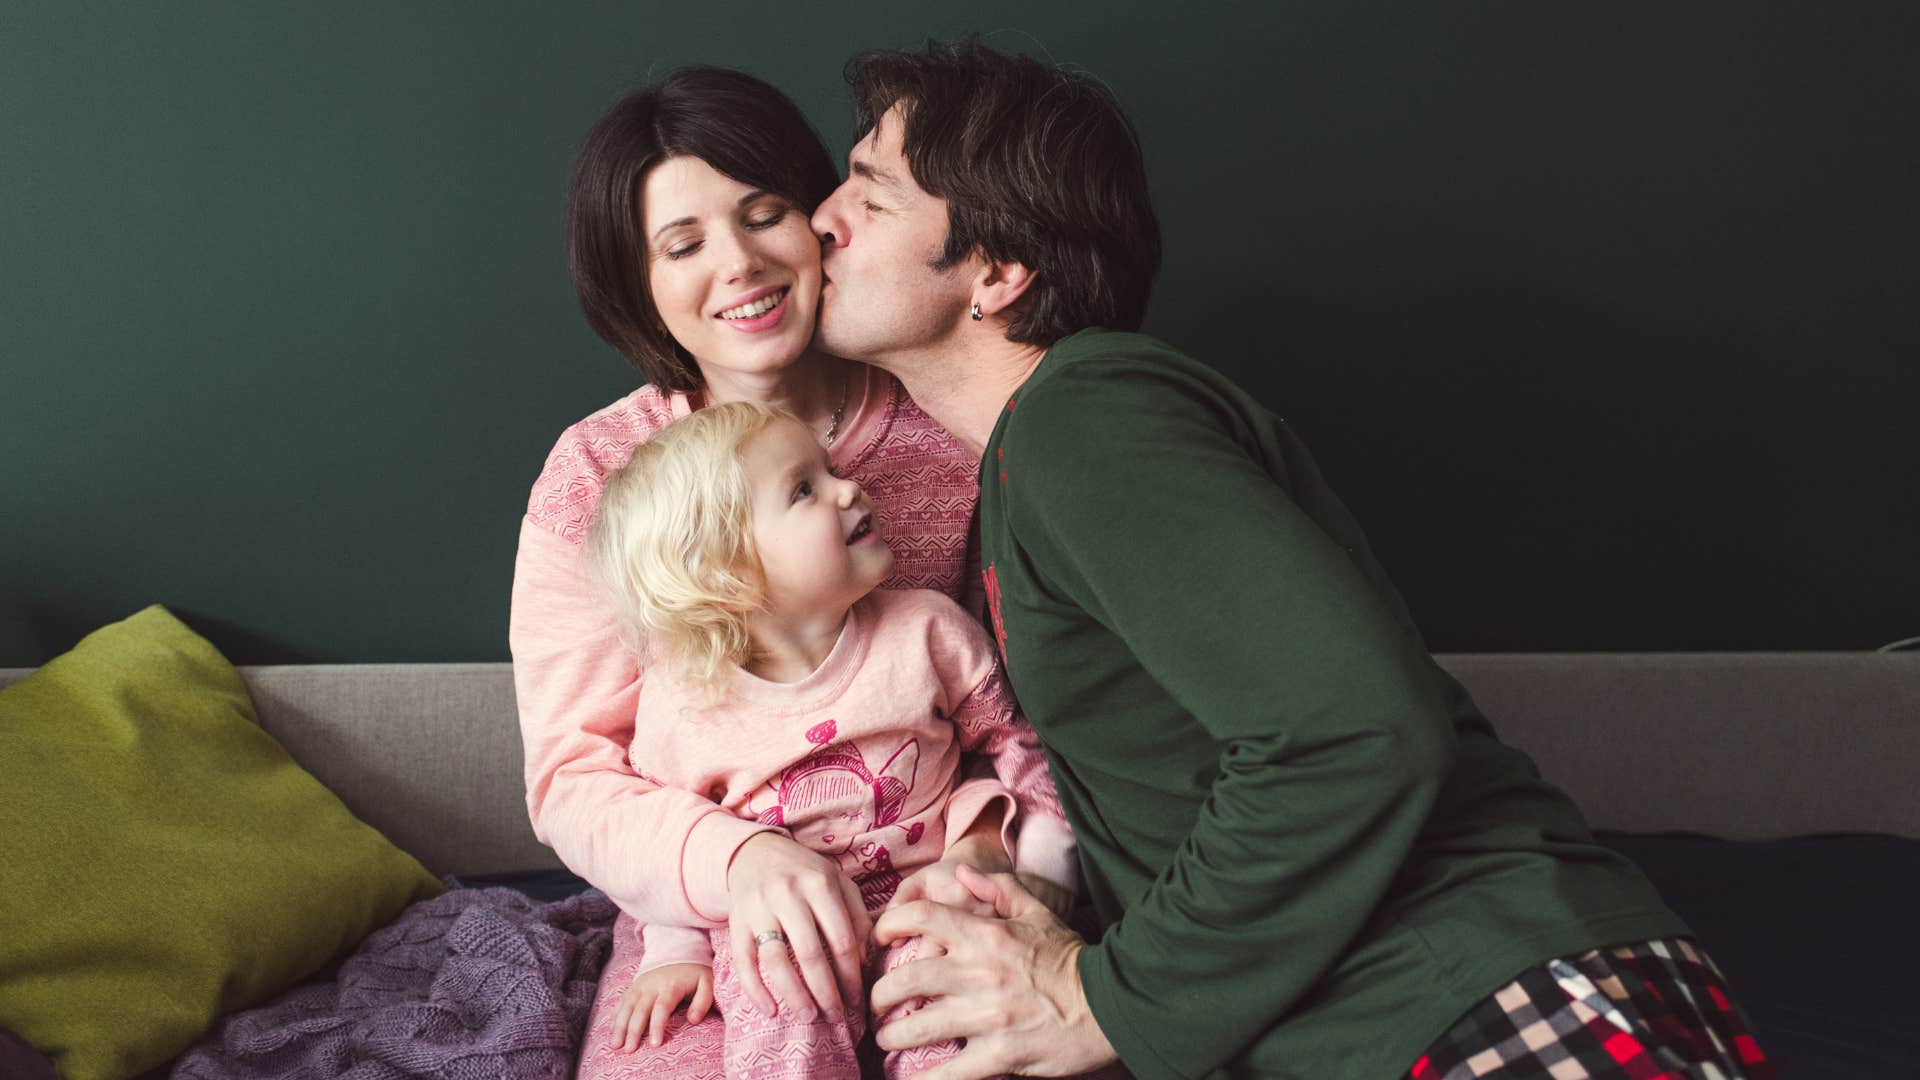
[{"x1": 641, "y1": 155, "x2": 823, "y2": 390}]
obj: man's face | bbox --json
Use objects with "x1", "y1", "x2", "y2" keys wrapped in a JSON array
[{"x1": 810, "y1": 105, "x2": 974, "y2": 373}]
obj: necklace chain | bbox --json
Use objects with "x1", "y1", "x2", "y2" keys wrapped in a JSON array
[
  {"x1": 823, "y1": 367, "x2": 850, "y2": 447},
  {"x1": 689, "y1": 368, "x2": 849, "y2": 445}
]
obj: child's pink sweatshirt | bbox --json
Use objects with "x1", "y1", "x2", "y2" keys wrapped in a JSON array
[
  {"x1": 632, "y1": 587, "x2": 1073, "y2": 973},
  {"x1": 509, "y1": 366, "x2": 1073, "y2": 930}
]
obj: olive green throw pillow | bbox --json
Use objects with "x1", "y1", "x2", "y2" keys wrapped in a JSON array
[{"x1": 0, "y1": 607, "x2": 443, "y2": 1079}]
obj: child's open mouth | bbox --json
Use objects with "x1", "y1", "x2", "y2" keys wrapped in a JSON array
[{"x1": 846, "y1": 514, "x2": 873, "y2": 545}]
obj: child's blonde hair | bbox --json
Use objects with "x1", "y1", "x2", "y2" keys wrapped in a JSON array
[{"x1": 587, "y1": 400, "x2": 791, "y2": 695}]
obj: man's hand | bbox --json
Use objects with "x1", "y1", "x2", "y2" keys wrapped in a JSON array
[{"x1": 870, "y1": 865, "x2": 1119, "y2": 1079}]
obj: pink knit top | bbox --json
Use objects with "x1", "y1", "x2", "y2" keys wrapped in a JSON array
[{"x1": 509, "y1": 365, "x2": 1063, "y2": 927}]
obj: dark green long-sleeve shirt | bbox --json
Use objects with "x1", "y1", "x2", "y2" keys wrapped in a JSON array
[{"x1": 977, "y1": 329, "x2": 1687, "y2": 1080}]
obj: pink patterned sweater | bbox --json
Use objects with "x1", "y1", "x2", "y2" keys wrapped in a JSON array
[
  {"x1": 631, "y1": 587, "x2": 1073, "y2": 973},
  {"x1": 509, "y1": 364, "x2": 1073, "y2": 939}
]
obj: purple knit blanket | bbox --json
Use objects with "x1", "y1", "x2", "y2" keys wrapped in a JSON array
[{"x1": 172, "y1": 884, "x2": 615, "y2": 1080}]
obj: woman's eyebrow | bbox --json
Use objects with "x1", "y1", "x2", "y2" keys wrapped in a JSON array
[{"x1": 651, "y1": 216, "x2": 695, "y2": 242}]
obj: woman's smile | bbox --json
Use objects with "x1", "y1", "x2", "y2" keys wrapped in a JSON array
[{"x1": 717, "y1": 286, "x2": 790, "y2": 332}]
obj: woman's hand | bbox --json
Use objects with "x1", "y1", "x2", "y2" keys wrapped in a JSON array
[
  {"x1": 725, "y1": 831, "x2": 871, "y2": 1019},
  {"x1": 612, "y1": 962, "x2": 714, "y2": 1052},
  {"x1": 887, "y1": 830, "x2": 1014, "y2": 917}
]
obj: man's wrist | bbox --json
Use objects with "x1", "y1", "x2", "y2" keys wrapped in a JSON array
[{"x1": 1048, "y1": 936, "x2": 1118, "y2": 1066}]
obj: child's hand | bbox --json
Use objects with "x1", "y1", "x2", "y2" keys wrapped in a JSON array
[
  {"x1": 888, "y1": 831, "x2": 1014, "y2": 917},
  {"x1": 612, "y1": 962, "x2": 714, "y2": 1052}
]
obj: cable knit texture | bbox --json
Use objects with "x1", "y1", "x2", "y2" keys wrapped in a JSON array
[{"x1": 172, "y1": 884, "x2": 616, "y2": 1079}]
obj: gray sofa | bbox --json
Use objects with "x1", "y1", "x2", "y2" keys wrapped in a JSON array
[
  {"x1": 117, "y1": 652, "x2": 1908, "y2": 877},
  {"x1": 6, "y1": 652, "x2": 1915, "y2": 1076}
]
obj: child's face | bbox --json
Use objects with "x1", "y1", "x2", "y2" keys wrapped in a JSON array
[{"x1": 740, "y1": 418, "x2": 894, "y2": 619}]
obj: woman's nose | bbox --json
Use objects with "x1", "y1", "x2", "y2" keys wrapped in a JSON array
[{"x1": 715, "y1": 230, "x2": 764, "y2": 281}]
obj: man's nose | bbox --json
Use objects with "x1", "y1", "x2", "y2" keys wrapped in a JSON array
[{"x1": 811, "y1": 189, "x2": 847, "y2": 247}]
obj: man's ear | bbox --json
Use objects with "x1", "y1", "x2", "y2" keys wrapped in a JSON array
[{"x1": 972, "y1": 259, "x2": 1037, "y2": 320}]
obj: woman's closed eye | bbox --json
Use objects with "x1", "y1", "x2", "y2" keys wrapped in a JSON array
[{"x1": 662, "y1": 210, "x2": 783, "y2": 260}]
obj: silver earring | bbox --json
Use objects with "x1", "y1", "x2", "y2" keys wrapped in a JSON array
[{"x1": 970, "y1": 302, "x2": 983, "y2": 321}]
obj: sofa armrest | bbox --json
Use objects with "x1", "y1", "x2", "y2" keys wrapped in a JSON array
[{"x1": 1437, "y1": 652, "x2": 1920, "y2": 840}]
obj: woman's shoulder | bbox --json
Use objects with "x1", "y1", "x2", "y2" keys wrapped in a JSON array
[
  {"x1": 842, "y1": 368, "x2": 973, "y2": 475},
  {"x1": 878, "y1": 372, "x2": 957, "y2": 447},
  {"x1": 524, "y1": 384, "x2": 682, "y2": 543}
]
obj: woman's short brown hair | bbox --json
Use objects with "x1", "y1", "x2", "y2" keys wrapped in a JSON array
[
  {"x1": 567, "y1": 67, "x2": 839, "y2": 391},
  {"x1": 844, "y1": 38, "x2": 1162, "y2": 346}
]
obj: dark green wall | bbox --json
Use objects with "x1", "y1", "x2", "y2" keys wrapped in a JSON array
[{"x1": 5, "y1": 2, "x2": 1915, "y2": 664}]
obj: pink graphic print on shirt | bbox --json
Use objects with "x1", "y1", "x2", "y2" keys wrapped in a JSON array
[{"x1": 753, "y1": 720, "x2": 926, "y2": 910}]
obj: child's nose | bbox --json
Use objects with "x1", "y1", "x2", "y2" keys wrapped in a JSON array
[{"x1": 835, "y1": 477, "x2": 861, "y2": 507}]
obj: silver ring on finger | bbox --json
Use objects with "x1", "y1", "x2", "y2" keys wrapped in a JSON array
[{"x1": 754, "y1": 929, "x2": 789, "y2": 948}]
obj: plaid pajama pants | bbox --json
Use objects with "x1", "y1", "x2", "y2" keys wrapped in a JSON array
[{"x1": 1409, "y1": 938, "x2": 1774, "y2": 1079}]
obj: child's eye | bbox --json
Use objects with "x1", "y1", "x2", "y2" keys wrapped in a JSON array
[{"x1": 790, "y1": 480, "x2": 813, "y2": 503}]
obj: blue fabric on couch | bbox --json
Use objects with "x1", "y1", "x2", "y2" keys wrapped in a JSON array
[{"x1": 1597, "y1": 831, "x2": 1920, "y2": 1079}]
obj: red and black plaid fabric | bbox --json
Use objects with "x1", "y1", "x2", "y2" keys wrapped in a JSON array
[{"x1": 1408, "y1": 938, "x2": 1774, "y2": 1079}]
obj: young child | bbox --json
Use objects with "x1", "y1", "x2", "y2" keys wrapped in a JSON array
[{"x1": 583, "y1": 401, "x2": 1077, "y2": 1078}]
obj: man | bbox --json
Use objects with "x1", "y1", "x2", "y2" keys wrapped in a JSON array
[{"x1": 807, "y1": 38, "x2": 1768, "y2": 1080}]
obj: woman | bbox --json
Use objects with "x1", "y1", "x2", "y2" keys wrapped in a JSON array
[{"x1": 509, "y1": 68, "x2": 1008, "y2": 1074}]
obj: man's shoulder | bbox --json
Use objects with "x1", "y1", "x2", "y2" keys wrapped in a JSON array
[
  {"x1": 1007, "y1": 329, "x2": 1245, "y2": 448},
  {"x1": 1030, "y1": 328, "x2": 1235, "y2": 402},
  {"x1": 1039, "y1": 327, "x2": 1196, "y2": 375}
]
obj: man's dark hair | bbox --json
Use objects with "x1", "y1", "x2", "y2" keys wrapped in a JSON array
[
  {"x1": 567, "y1": 66, "x2": 839, "y2": 390},
  {"x1": 845, "y1": 37, "x2": 1161, "y2": 346}
]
